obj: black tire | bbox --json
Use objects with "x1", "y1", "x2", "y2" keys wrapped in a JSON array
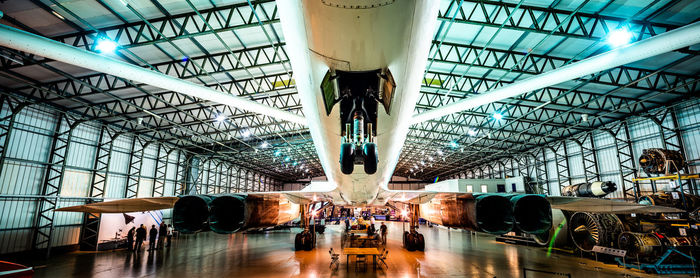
[
  {"x1": 403, "y1": 231, "x2": 409, "y2": 248},
  {"x1": 416, "y1": 233, "x2": 425, "y2": 251},
  {"x1": 363, "y1": 143, "x2": 378, "y2": 174},
  {"x1": 304, "y1": 232, "x2": 315, "y2": 251},
  {"x1": 340, "y1": 143, "x2": 355, "y2": 174},
  {"x1": 405, "y1": 232, "x2": 416, "y2": 251},
  {"x1": 294, "y1": 233, "x2": 303, "y2": 251}
]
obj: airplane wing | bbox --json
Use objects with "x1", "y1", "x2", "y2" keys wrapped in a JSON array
[
  {"x1": 378, "y1": 187, "x2": 683, "y2": 214},
  {"x1": 546, "y1": 196, "x2": 685, "y2": 214},
  {"x1": 54, "y1": 197, "x2": 180, "y2": 213},
  {"x1": 55, "y1": 182, "x2": 341, "y2": 213}
]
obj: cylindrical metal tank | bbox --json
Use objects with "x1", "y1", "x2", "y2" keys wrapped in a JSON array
[{"x1": 561, "y1": 181, "x2": 617, "y2": 197}]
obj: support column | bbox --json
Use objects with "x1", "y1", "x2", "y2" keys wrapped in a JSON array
[
  {"x1": 609, "y1": 122, "x2": 640, "y2": 200},
  {"x1": 153, "y1": 144, "x2": 170, "y2": 197},
  {"x1": 552, "y1": 141, "x2": 571, "y2": 195},
  {"x1": 125, "y1": 137, "x2": 147, "y2": 198},
  {"x1": 534, "y1": 148, "x2": 550, "y2": 195},
  {"x1": 79, "y1": 126, "x2": 117, "y2": 251},
  {"x1": 0, "y1": 96, "x2": 25, "y2": 179},
  {"x1": 576, "y1": 133, "x2": 601, "y2": 184},
  {"x1": 33, "y1": 114, "x2": 79, "y2": 257},
  {"x1": 652, "y1": 108, "x2": 697, "y2": 194}
]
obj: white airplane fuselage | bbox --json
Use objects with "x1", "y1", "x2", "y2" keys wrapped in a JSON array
[{"x1": 278, "y1": 1, "x2": 440, "y2": 205}]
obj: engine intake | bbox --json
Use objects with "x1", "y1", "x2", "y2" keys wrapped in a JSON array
[
  {"x1": 173, "y1": 195, "x2": 212, "y2": 233},
  {"x1": 509, "y1": 194, "x2": 552, "y2": 234}
]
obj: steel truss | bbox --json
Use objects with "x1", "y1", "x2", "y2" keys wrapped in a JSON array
[
  {"x1": 79, "y1": 125, "x2": 118, "y2": 251},
  {"x1": 32, "y1": 114, "x2": 80, "y2": 257},
  {"x1": 440, "y1": 0, "x2": 696, "y2": 54}
]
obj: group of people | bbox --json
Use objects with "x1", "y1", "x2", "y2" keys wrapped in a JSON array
[
  {"x1": 126, "y1": 222, "x2": 173, "y2": 252},
  {"x1": 344, "y1": 217, "x2": 388, "y2": 245}
]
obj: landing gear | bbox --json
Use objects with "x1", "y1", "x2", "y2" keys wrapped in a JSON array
[
  {"x1": 403, "y1": 231, "x2": 425, "y2": 251},
  {"x1": 402, "y1": 204, "x2": 425, "y2": 251},
  {"x1": 295, "y1": 204, "x2": 317, "y2": 251},
  {"x1": 363, "y1": 142, "x2": 378, "y2": 174},
  {"x1": 340, "y1": 143, "x2": 355, "y2": 175}
]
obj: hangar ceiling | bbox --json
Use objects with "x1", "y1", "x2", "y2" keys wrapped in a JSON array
[{"x1": 0, "y1": 0, "x2": 698, "y2": 182}]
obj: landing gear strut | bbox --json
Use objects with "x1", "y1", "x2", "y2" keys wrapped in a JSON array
[
  {"x1": 339, "y1": 115, "x2": 378, "y2": 175},
  {"x1": 294, "y1": 204, "x2": 316, "y2": 251},
  {"x1": 403, "y1": 204, "x2": 425, "y2": 251}
]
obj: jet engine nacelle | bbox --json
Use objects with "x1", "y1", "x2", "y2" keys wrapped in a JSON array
[
  {"x1": 419, "y1": 193, "x2": 552, "y2": 235},
  {"x1": 173, "y1": 194, "x2": 300, "y2": 234}
]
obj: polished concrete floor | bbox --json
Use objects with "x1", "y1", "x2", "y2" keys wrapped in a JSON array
[{"x1": 19, "y1": 222, "x2": 693, "y2": 277}]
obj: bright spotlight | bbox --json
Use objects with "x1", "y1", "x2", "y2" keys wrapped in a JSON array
[
  {"x1": 284, "y1": 156, "x2": 291, "y2": 162},
  {"x1": 468, "y1": 129, "x2": 477, "y2": 136},
  {"x1": 241, "y1": 129, "x2": 251, "y2": 138},
  {"x1": 95, "y1": 38, "x2": 118, "y2": 53},
  {"x1": 450, "y1": 141, "x2": 458, "y2": 148},
  {"x1": 401, "y1": 210, "x2": 409, "y2": 217},
  {"x1": 607, "y1": 28, "x2": 633, "y2": 47},
  {"x1": 260, "y1": 141, "x2": 269, "y2": 148},
  {"x1": 215, "y1": 114, "x2": 226, "y2": 123},
  {"x1": 492, "y1": 112, "x2": 503, "y2": 120}
]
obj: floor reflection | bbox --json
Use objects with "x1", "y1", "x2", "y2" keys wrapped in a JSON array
[{"x1": 20, "y1": 221, "x2": 682, "y2": 277}]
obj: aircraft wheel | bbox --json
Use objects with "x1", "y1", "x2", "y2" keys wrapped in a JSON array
[
  {"x1": 294, "y1": 233, "x2": 303, "y2": 251},
  {"x1": 304, "y1": 232, "x2": 315, "y2": 251},
  {"x1": 363, "y1": 143, "x2": 378, "y2": 174},
  {"x1": 404, "y1": 232, "x2": 416, "y2": 251},
  {"x1": 415, "y1": 233, "x2": 425, "y2": 251},
  {"x1": 340, "y1": 143, "x2": 355, "y2": 174}
]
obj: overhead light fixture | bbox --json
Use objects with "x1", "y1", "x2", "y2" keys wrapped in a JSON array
[
  {"x1": 136, "y1": 117, "x2": 143, "y2": 125},
  {"x1": 581, "y1": 113, "x2": 589, "y2": 122},
  {"x1": 260, "y1": 141, "x2": 269, "y2": 148},
  {"x1": 51, "y1": 10, "x2": 65, "y2": 20},
  {"x1": 215, "y1": 114, "x2": 226, "y2": 123},
  {"x1": 436, "y1": 149, "x2": 443, "y2": 155},
  {"x1": 468, "y1": 129, "x2": 477, "y2": 136},
  {"x1": 95, "y1": 38, "x2": 118, "y2": 54},
  {"x1": 492, "y1": 112, "x2": 504, "y2": 120},
  {"x1": 449, "y1": 141, "x2": 458, "y2": 148},
  {"x1": 607, "y1": 28, "x2": 633, "y2": 47},
  {"x1": 274, "y1": 150, "x2": 282, "y2": 156},
  {"x1": 241, "y1": 129, "x2": 251, "y2": 138},
  {"x1": 284, "y1": 156, "x2": 291, "y2": 162}
]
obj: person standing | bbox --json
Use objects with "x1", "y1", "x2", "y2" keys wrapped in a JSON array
[
  {"x1": 157, "y1": 222, "x2": 167, "y2": 249},
  {"x1": 344, "y1": 217, "x2": 350, "y2": 232},
  {"x1": 135, "y1": 224, "x2": 146, "y2": 251},
  {"x1": 380, "y1": 222, "x2": 388, "y2": 245},
  {"x1": 166, "y1": 224, "x2": 173, "y2": 247},
  {"x1": 148, "y1": 225, "x2": 158, "y2": 251},
  {"x1": 126, "y1": 227, "x2": 135, "y2": 251}
]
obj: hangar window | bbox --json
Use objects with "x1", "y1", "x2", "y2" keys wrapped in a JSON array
[
  {"x1": 466, "y1": 185, "x2": 473, "y2": 193},
  {"x1": 480, "y1": 185, "x2": 488, "y2": 193}
]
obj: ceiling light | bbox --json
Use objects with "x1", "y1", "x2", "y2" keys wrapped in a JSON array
[
  {"x1": 607, "y1": 28, "x2": 633, "y2": 47},
  {"x1": 284, "y1": 156, "x2": 291, "y2": 162},
  {"x1": 468, "y1": 129, "x2": 477, "y2": 136},
  {"x1": 136, "y1": 117, "x2": 143, "y2": 125},
  {"x1": 261, "y1": 141, "x2": 269, "y2": 148},
  {"x1": 449, "y1": 141, "x2": 458, "y2": 148},
  {"x1": 581, "y1": 114, "x2": 588, "y2": 122},
  {"x1": 241, "y1": 129, "x2": 251, "y2": 138},
  {"x1": 436, "y1": 149, "x2": 443, "y2": 155},
  {"x1": 492, "y1": 112, "x2": 503, "y2": 120},
  {"x1": 95, "y1": 38, "x2": 118, "y2": 54},
  {"x1": 420, "y1": 161, "x2": 425, "y2": 166},
  {"x1": 51, "y1": 10, "x2": 65, "y2": 20},
  {"x1": 274, "y1": 150, "x2": 282, "y2": 156},
  {"x1": 215, "y1": 114, "x2": 226, "y2": 123}
]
